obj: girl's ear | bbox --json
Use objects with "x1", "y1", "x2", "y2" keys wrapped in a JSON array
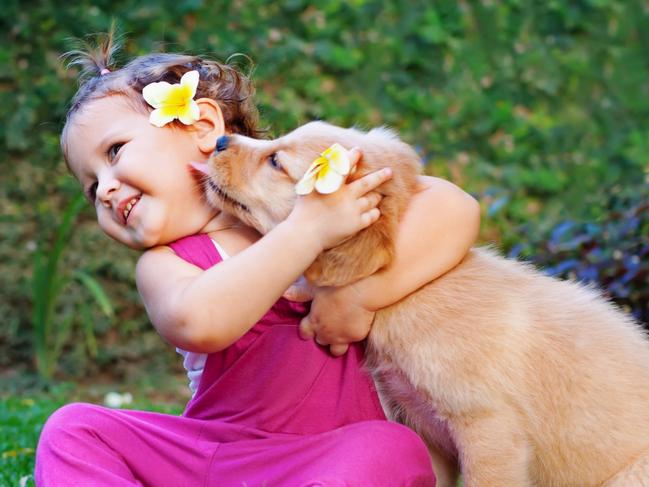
[{"x1": 193, "y1": 98, "x2": 226, "y2": 154}]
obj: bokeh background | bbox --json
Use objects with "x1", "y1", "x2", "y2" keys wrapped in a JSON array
[{"x1": 1, "y1": 0, "x2": 648, "y2": 483}]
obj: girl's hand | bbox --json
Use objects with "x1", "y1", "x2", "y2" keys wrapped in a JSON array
[
  {"x1": 299, "y1": 283, "x2": 376, "y2": 356},
  {"x1": 287, "y1": 148, "x2": 392, "y2": 252}
]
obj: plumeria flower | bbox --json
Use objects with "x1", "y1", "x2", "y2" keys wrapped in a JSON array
[
  {"x1": 295, "y1": 143, "x2": 352, "y2": 195},
  {"x1": 142, "y1": 70, "x2": 200, "y2": 127}
]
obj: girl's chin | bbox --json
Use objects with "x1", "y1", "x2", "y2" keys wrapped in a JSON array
[
  {"x1": 109, "y1": 227, "x2": 153, "y2": 250},
  {"x1": 111, "y1": 234, "x2": 144, "y2": 250},
  {"x1": 132, "y1": 233, "x2": 159, "y2": 250},
  {"x1": 128, "y1": 238, "x2": 150, "y2": 250}
]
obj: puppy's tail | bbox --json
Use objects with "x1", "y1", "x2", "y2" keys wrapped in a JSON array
[{"x1": 604, "y1": 451, "x2": 649, "y2": 487}]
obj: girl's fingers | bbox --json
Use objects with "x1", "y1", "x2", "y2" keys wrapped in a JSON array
[
  {"x1": 299, "y1": 316, "x2": 316, "y2": 340},
  {"x1": 349, "y1": 167, "x2": 392, "y2": 197},
  {"x1": 359, "y1": 191, "x2": 383, "y2": 211},
  {"x1": 348, "y1": 147, "x2": 362, "y2": 168},
  {"x1": 360, "y1": 208, "x2": 381, "y2": 227}
]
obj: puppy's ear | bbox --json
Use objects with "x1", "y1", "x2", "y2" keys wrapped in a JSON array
[
  {"x1": 304, "y1": 128, "x2": 421, "y2": 286},
  {"x1": 305, "y1": 196, "x2": 397, "y2": 286},
  {"x1": 305, "y1": 227, "x2": 395, "y2": 287}
]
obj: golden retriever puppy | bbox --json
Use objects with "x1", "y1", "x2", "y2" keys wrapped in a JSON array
[{"x1": 200, "y1": 121, "x2": 649, "y2": 487}]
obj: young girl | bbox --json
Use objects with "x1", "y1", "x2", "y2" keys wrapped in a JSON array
[{"x1": 35, "y1": 38, "x2": 480, "y2": 486}]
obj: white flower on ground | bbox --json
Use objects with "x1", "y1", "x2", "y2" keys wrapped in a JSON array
[{"x1": 104, "y1": 391, "x2": 133, "y2": 408}]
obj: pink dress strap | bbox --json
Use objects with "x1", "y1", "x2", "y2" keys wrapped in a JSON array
[{"x1": 168, "y1": 233, "x2": 222, "y2": 269}]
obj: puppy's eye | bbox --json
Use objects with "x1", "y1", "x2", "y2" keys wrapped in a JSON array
[{"x1": 268, "y1": 153, "x2": 282, "y2": 171}]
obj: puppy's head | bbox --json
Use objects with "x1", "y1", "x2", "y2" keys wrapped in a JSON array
[
  {"x1": 202, "y1": 122, "x2": 339, "y2": 234},
  {"x1": 202, "y1": 121, "x2": 420, "y2": 286}
]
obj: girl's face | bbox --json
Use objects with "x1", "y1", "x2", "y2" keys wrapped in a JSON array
[{"x1": 66, "y1": 95, "x2": 220, "y2": 249}]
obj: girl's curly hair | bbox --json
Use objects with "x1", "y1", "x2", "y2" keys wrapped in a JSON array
[{"x1": 61, "y1": 29, "x2": 263, "y2": 160}]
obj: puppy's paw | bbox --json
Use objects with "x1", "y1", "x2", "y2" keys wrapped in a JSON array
[{"x1": 282, "y1": 276, "x2": 315, "y2": 302}]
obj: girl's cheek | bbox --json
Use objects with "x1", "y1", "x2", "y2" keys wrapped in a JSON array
[{"x1": 97, "y1": 211, "x2": 116, "y2": 237}]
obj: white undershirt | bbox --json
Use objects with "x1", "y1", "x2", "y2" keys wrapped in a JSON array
[{"x1": 175, "y1": 239, "x2": 228, "y2": 395}]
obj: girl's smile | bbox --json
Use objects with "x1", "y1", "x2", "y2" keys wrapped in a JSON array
[
  {"x1": 119, "y1": 194, "x2": 141, "y2": 225},
  {"x1": 65, "y1": 94, "x2": 222, "y2": 249}
]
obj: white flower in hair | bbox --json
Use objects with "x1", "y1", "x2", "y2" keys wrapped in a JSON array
[{"x1": 142, "y1": 70, "x2": 200, "y2": 127}]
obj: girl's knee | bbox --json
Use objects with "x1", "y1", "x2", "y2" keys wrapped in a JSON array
[
  {"x1": 38, "y1": 402, "x2": 110, "y2": 450},
  {"x1": 348, "y1": 421, "x2": 430, "y2": 460},
  {"x1": 36, "y1": 403, "x2": 141, "y2": 484},
  {"x1": 374, "y1": 424, "x2": 437, "y2": 485},
  {"x1": 334, "y1": 421, "x2": 436, "y2": 484}
]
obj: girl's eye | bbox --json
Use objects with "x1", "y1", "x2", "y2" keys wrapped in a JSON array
[
  {"x1": 108, "y1": 143, "x2": 124, "y2": 161},
  {"x1": 86, "y1": 182, "x2": 98, "y2": 202},
  {"x1": 268, "y1": 153, "x2": 282, "y2": 171}
]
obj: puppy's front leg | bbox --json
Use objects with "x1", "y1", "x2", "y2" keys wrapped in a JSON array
[{"x1": 453, "y1": 411, "x2": 533, "y2": 487}]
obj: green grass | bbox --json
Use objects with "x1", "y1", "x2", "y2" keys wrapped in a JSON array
[
  {"x1": 0, "y1": 379, "x2": 187, "y2": 486},
  {"x1": 1, "y1": 394, "x2": 56, "y2": 487}
]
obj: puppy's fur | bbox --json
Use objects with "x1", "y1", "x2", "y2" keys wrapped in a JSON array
[{"x1": 203, "y1": 121, "x2": 649, "y2": 487}]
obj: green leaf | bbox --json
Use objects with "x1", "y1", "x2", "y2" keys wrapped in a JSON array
[{"x1": 73, "y1": 270, "x2": 114, "y2": 318}]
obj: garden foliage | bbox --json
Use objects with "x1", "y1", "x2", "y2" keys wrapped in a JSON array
[
  {"x1": 511, "y1": 186, "x2": 648, "y2": 324},
  {"x1": 0, "y1": 0, "x2": 647, "y2": 378}
]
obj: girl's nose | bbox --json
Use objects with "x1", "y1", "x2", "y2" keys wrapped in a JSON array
[{"x1": 96, "y1": 171, "x2": 120, "y2": 207}]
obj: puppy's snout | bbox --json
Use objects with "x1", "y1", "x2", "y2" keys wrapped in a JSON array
[{"x1": 215, "y1": 135, "x2": 229, "y2": 153}]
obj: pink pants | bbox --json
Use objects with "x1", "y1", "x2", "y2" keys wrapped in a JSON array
[{"x1": 35, "y1": 403, "x2": 436, "y2": 486}]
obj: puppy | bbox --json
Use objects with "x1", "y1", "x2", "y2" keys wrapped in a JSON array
[{"x1": 200, "y1": 121, "x2": 649, "y2": 487}]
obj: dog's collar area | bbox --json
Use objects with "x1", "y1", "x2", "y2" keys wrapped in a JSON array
[{"x1": 207, "y1": 179, "x2": 250, "y2": 214}]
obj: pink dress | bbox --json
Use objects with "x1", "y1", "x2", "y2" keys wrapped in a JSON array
[{"x1": 35, "y1": 234, "x2": 435, "y2": 486}]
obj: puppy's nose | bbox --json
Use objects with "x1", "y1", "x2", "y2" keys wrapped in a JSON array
[{"x1": 215, "y1": 135, "x2": 229, "y2": 153}]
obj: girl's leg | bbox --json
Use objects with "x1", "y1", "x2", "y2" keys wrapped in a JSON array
[
  {"x1": 36, "y1": 406, "x2": 434, "y2": 487},
  {"x1": 207, "y1": 420, "x2": 436, "y2": 487},
  {"x1": 35, "y1": 402, "x2": 215, "y2": 487},
  {"x1": 299, "y1": 420, "x2": 436, "y2": 487}
]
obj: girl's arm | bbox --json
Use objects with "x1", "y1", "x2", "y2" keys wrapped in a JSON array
[
  {"x1": 300, "y1": 175, "x2": 480, "y2": 355},
  {"x1": 136, "y1": 162, "x2": 391, "y2": 353}
]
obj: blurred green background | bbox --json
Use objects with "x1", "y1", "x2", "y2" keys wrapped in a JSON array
[{"x1": 1, "y1": 0, "x2": 648, "y2": 482}]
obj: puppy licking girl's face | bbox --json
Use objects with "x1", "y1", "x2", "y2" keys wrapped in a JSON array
[
  {"x1": 200, "y1": 123, "x2": 348, "y2": 235},
  {"x1": 200, "y1": 121, "x2": 420, "y2": 286}
]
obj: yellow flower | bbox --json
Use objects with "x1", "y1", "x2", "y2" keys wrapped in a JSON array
[
  {"x1": 142, "y1": 70, "x2": 200, "y2": 127},
  {"x1": 295, "y1": 143, "x2": 351, "y2": 195}
]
